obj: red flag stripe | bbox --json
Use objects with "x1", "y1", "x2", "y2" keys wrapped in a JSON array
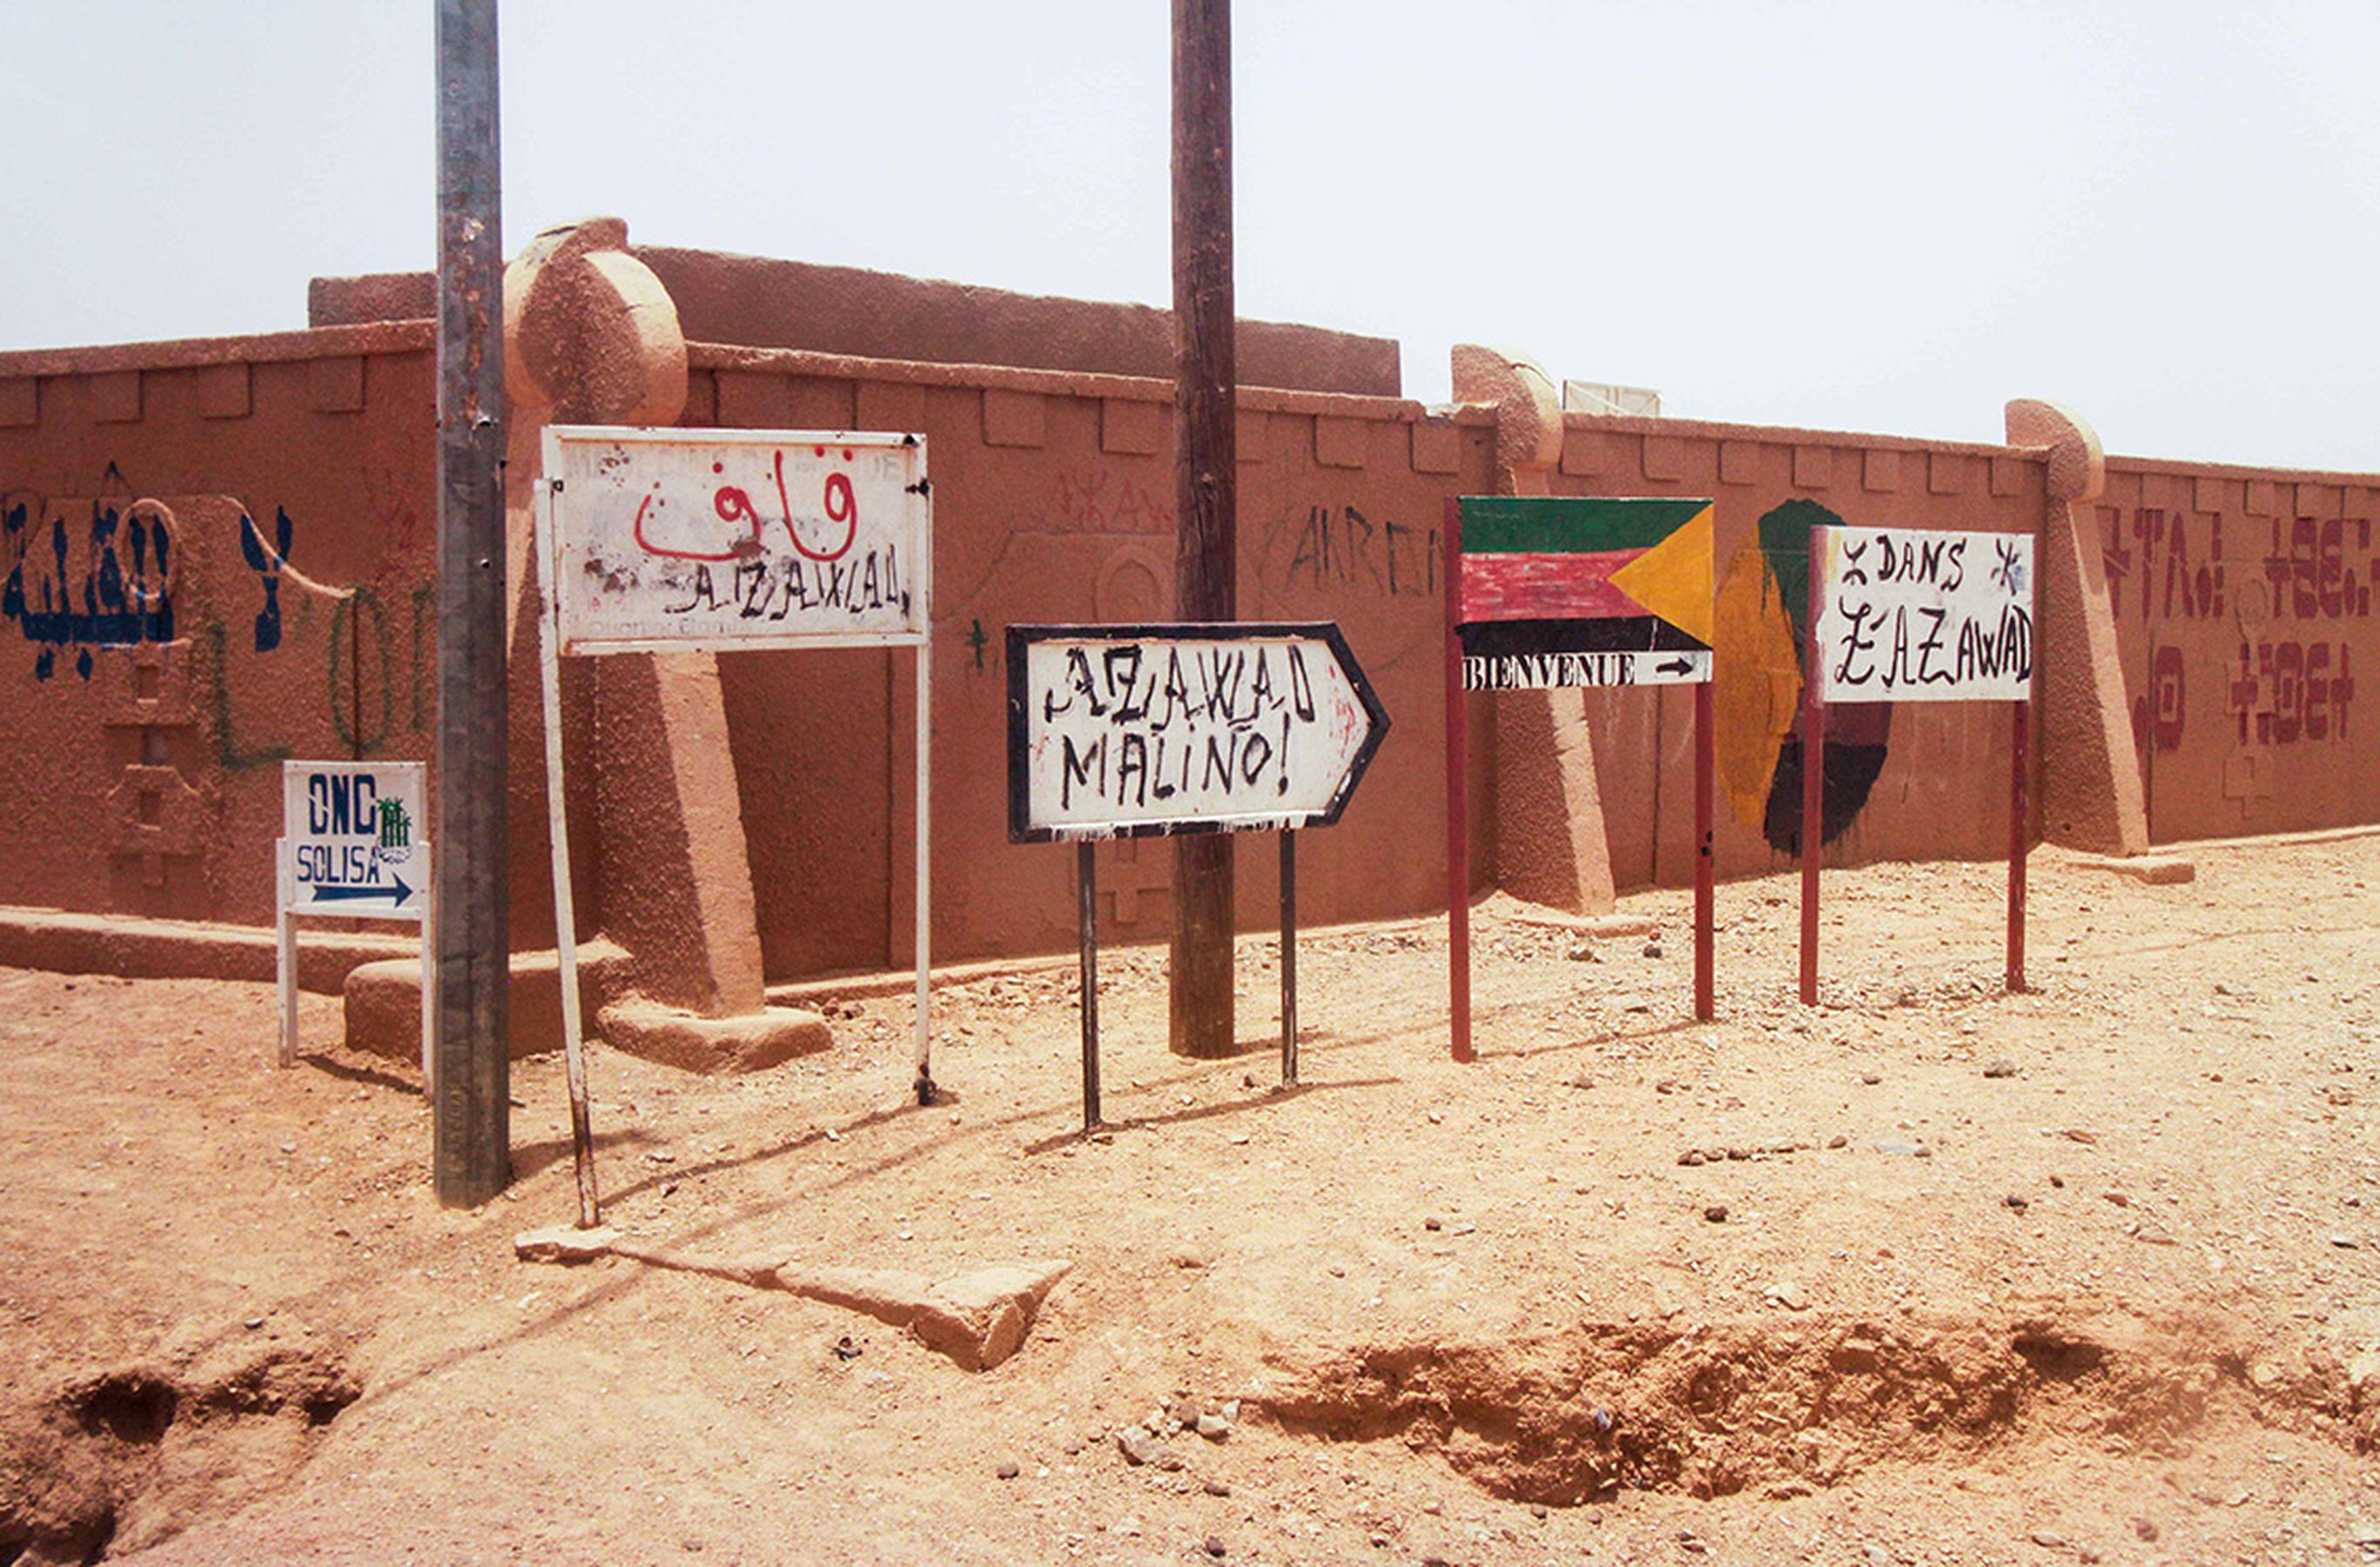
[{"x1": 1458, "y1": 549, "x2": 1645, "y2": 623}]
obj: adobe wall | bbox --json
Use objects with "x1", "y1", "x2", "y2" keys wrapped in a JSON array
[
  {"x1": 309, "y1": 249, "x2": 1402, "y2": 397},
  {"x1": 665, "y1": 345, "x2": 1497, "y2": 974},
  {"x1": 2093, "y1": 459, "x2": 2379, "y2": 840},
  {"x1": 0, "y1": 327, "x2": 436, "y2": 927},
  {"x1": 1543, "y1": 417, "x2": 2055, "y2": 891},
  {"x1": 4, "y1": 243, "x2": 2376, "y2": 998}
]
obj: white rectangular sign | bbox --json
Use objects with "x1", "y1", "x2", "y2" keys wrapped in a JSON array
[
  {"x1": 1463, "y1": 649, "x2": 1712, "y2": 689},
  {"x1": 542, "y1": 426, "x2": 930, "y2": 654},
  {"x1": 279, "y1": 761, "x2": 428, "y2": 920},
  {"x1": 1813, "y1": 526, "x2": 2035, "y2": 703},
  {"x1": 1008, "y1": 623, "x2": 1388, "y2": 843}
]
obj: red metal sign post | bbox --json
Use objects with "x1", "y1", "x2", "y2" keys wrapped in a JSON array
[
  {"x1": 1801, "y1": 522, "x2": 2039, "y2": 1006},
  {"x1": 1799, "y1": 543, "x2": 1825, "y2": 1006},
  {"x1": 1445, "y1": 494, "x2": 1718, "y2": 1060},
  {"x1": 1442, "y1": 498, "x2": 1474, "y2": 1062}
]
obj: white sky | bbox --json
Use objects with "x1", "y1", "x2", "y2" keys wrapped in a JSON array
[{"x1": 3, "y1": 1, "x2": 2374, "y2": 471}]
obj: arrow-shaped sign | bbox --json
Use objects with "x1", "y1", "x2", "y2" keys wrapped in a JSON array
[
  {"x1": 1006, "y1": 622, "x2": 1390, "y2": 844},
  {"x1": 309, "y1": 874, "x2": 414, "y2": 907}
]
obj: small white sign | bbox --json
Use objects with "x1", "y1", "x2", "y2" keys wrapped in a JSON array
[
  {"x1": 1463, "y1": 649, "x2": 1711, "y2": 690},
  {"x1": 279, "y1": 761, "x2": 428, "y2": 920},
  {"x1": 1813, "y1": 526, "x2": 2035, "y2": 703},
  {"x1": 543, "y1": 427, "x2": 930, "y2": 654},
  {"x1": 1009, "y1": 623, "x2": 1388, "y2": 843}
]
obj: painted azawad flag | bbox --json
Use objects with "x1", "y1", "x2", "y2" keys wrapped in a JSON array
[{"x1": 1456, "y1": 496, "x2": 1715, "y2": 689}]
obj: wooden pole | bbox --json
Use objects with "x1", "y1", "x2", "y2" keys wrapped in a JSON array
[
  {"x1": 1279, "y1": 830, "x2": 1297, "y2": 1086},
  {"x1": 1444, "y1": 497, "x2": 1473, "y2": 1063},
  {"x1": 432, "y1": 0, "x2": 510, "y2": 1207},
  {"x1": 1798, "y1": 538, "x2": 1825, "y2": 1009},
  {"x1": 1693, "y1": 682, "x2": 1716, "y2": 1022},
  {"x1": 1169, "y1": 0, "x2": 1238, "y2": 1059}
]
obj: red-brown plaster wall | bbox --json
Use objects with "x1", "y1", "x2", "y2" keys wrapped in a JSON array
[
  {"x1": 2095, "y1": 460, "x2": 2380, "y2": 840},
  {"x1": 676, "y1": 344, "x2": 1496, "y2": 975},
  {"x1": 310, "y1": 250, "x2": 1402, "y2": 398},
  {"x1": 1545, "y1": 417, "x2": 2052, "y2": 891},
  {"x1": 12, "y1": 261, "x2": 2377, "y2": 992},
  {"x1": 0, "y1": 329, "x2": 436, "y2": 928}
]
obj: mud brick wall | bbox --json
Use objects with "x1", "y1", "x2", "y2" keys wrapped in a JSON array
[{"x1": 2094, "y1": 461, "x2": 2379, "y2": 841}]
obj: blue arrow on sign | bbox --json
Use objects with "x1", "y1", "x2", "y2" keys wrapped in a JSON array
[{"x1": 310, "y1": 875, "x2": 413, "y2": 907}]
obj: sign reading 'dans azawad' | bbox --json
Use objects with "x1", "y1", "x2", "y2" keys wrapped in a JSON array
[
  {"x1": 279, "y1": 761, "x2": 427, "y2": 919},
  {"x1": 542, "y1": 427, "x2": 930, "y2": 654},
  {"x1": 1813, "y1": 525, "x2": 2035, "y2": 703},
  {"x1": 1007, "y1": 622, "x2": 1389, "y2": 842}
]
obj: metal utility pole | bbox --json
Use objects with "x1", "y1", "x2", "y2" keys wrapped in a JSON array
[
  {"x1": 433, "y1": 0, "x2": 510, "y2": 1205},
  {"x1": 1169, "y1": 0, "x2": 1239, "y2": 1059}
]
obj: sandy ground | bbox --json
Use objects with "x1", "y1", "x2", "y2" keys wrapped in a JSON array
[{"x1": 3, "y1": 833, "x2": 2380, "y2": 1565}]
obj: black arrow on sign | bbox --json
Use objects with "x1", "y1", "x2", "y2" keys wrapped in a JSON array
[
  {"x1": 1657, "y1": 656, "x2": 1697, "y2": 676},
  {"x1": 310, "y1": 874, "x2": 413, "y2": 907}
]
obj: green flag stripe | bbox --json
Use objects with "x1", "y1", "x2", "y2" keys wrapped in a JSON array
[{"x1": 1459, "y1": 495, "x2": 1711, "y2": 555}]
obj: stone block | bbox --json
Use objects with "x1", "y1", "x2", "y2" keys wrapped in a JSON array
[
  {"x1": 1099, "y1": 396, "x2": 1164, "y2": 455},
  {"x1": 981, "y1": 388, "x2": 1046, "y2": 448}
]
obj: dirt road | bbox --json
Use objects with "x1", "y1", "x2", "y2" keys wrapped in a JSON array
[{"x1": 3, "y1": 835, "x2": 2378, "y2": 1564}]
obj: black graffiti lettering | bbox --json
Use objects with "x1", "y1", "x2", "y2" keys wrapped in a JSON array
[
  {"x1": 664, "y1": 564, "x2": 720, "y2": 615},
  {"x1": 1059, "y1": 732, "x2": 1105, "y2": 808},
  {"x1": 1245, "y1": 649, "x2": 1276, "y2": 726},
  {"x1": 1116, "y1": 730, "x2": 1149, "y2": 806},
  {"x1": 1240, "y1": 730, "x2": 1273, "y2": 786},
  {"x1": 1104, "y1": 646, "x2": 1147, "y2": 721},
  {"x1": 736, "y1": 560, "x2": 771, "y2": 618},
  {"x1": 1288, "y1": 644, "x2": 1317, "y2": 720},
  {"x1": 1829, "y1": 601, "x2": 1881, "y2": 689},
  {"x1": 1913, "y1": 605, "x2": 1950, "y2": 684}
]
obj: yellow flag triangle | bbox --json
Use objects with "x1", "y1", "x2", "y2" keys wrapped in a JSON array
[{"x1": 1609, "y1": 502, "x2": 1715, "y2": 645}]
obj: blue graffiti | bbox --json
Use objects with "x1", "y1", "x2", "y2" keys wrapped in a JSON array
[
  {"x1": 3, "y1": 498, "x2": 177, "y2": 681},
  {"x1": 238, "y1": 507, "x2": 293, "y2": 654}
]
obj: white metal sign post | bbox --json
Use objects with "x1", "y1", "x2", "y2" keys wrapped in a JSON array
[
  {"x1": 276, "y1": 760, "x2": 431, "y2": 1073},
  {"x1": 539, "y1": 427, "x2": 934, "y2": 1227},
  {"x1": 1799, "y1": 524, "x2": 2039, "y2": 1004},
  {"x1": 1007, "y1": 622, "x2": 1389, "y2": 1127}
]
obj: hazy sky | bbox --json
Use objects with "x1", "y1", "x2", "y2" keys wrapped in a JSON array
[{"x1": 3, "y1": 2, "x2": 2374, "y2": 471}]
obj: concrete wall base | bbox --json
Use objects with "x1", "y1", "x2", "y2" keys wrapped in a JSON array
[
  {"x1": 343, "y1": 939, "x2": 629, "y2": 1061},
  {"x1": 595, "y1": 998, "x2": 832, "y2": 1073},
  {"x1": 0, "y1": 906, "x2": 417, "y2": 993}
]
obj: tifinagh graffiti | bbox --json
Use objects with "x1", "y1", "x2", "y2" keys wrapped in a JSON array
[
  {"x1": 2101, "y1": 506, "x2": 2368, "y2": 760},
  {"x1": 1711, "y1": 498, "x2": 1892, "y2": 853},
  {"x1": 2, "y1": 494, "x2": 178, "y2": 680}
]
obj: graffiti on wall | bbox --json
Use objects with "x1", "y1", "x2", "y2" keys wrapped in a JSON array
[
  {"x1": 1278, "y1": 504, "x2": 1438, "y2": 602},
  {"x1": 2101, "y1": 506, "x2": 2369, "y2": 760},
  {"x1": 2, "y1": 495, "x2": 178, "y2": 680},
  {"x1": 1711, "y1": 499, "x2": 1893, "y2": 852}
]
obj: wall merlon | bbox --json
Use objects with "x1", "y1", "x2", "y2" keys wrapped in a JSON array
[
  {"x1": 1558, "y1": 428, "x2": 1604, "y2": 477},
  {"x1": 91, "y1": 371, "x2": 142, "y2": 424},
  {"x1": 1862, "y1": 449, "x2": 1899, "y2": 492},
  {"x1": 1099, "y1": 397, "x2": 1162, "y2": 455},
  {"x1": 981, "y1": 387, "x2": 1047, "y2": 448},
  {"x1": 1314, "y1": 415, "x2": 1367, "y2": 470},
  {"x1": 0, "y1": 378, "x2": 34, "y2": 427},
  {"x1": 1410, "y1": 420, "x2": 1462, "y2": 474},
  {"x1": 197, "y1": 363, "x2": 251, "y2": 420},
  {"x1": 0, "y1": 321, "x2": 432, "y2": 380}
]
